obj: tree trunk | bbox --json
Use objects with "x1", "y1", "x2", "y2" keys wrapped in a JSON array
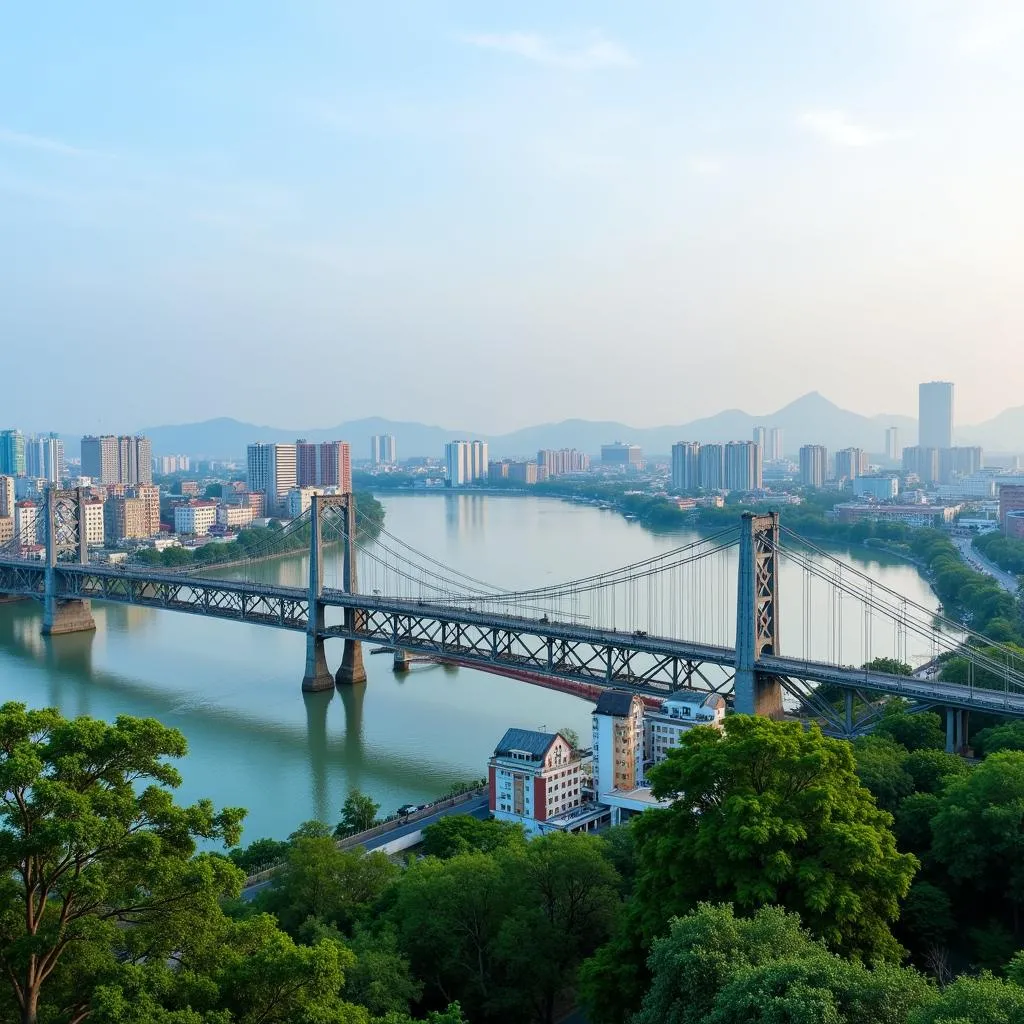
[{"x1": 22, "y1": 986, "x2": 39, "y2": 1024}]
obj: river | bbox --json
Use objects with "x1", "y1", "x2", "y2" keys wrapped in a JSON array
[{"x1": 0, "y1": 493, "x2": 948, "y2": 844}]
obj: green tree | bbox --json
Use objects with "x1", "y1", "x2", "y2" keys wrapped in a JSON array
[
  {"x1": 873, "y1": 709, "x2": 946, "y2": 752},
  {"x1": 337, "y1": 789, "x2": 381, "y2": 837},
  {"x1": 421, "y1": 815, "x2": 526, "y2": 859},
  {"x1": 897, "y1": 881, "x2": 955, "y2": 955},
  {"x1": 908, "y1": 973, "x2": 1024, "y2": 1024},
  {"x1": 388, "y1": 852, "x2": 512, "y2": 1021},
  {"x1": 495, "y1": 833, "x2": 620, "y2": 1024},
  {"x1": 260, "y1": 837, "x2": 398, "y2": 936},
  {"x1": 853, "y1": 736, "x2": 915, "y2": 813},
  {"x1": 342, "y1": 928, "x2": 423, "y2": 1018},
  {"x1": 559, "y1": 727, "x2": 580, "y2": 750},
  {"x1": 0, "y1": 703, "x2": 244, "y2": 1024},
  {"x1": 864, "y1": 658, "x2": 913, "y2": 676},
  {"x1": 974, "y1": 721, "x2": 1024, "y2": 759},
  {"x1": 637, "y1": 716, "x2": 917, "y2": 960},
  {"x1": 289, "y1": 819, "x2": 333, "y2": 840},
  {"x1": 229, "y1": 837, "x2": 290, "y2": 875},
  {"x1": 903, "y1": 749, "x2": 971, "y2": 794},
  {"x1": 930, "y1": 751, "x2": 1024, "y2": 933}
]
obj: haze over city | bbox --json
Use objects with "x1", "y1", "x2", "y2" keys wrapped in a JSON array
[{"x1": 3, "y1": 1, "x2": 1023, "y2": 432}]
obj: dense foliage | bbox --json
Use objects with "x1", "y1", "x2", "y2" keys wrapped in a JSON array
[{"x1": 18, "y1": 691, "x2": 1024, "y2": 1023}]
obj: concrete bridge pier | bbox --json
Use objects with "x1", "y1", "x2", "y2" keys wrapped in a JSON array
[
  {"x1": 393, "y1": 649, "x2": 411, "y2": 673},
  {"x1": 336, "y1": 636, "x2": 367, "y2": 685},
  {"x1": 302, "y1": 634, "x2": 335, "y2": 692},
  {"x1": 335, "y1": 496, "x2": 366, "y2": 686},
  {"x1": 42, "y1": 599, "x2": 96, "y2": 636},
  {"x1": 946, "y1": 707, "x2": 969, "y2": 754}
]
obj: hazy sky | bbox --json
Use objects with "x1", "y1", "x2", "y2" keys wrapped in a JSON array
[{"x1": 2, "y1": 1, "x2": 1022, "y2": 433}]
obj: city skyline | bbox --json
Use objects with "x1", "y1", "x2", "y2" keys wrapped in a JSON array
[{"x1": 2, "y1": 3, "x2": 1023, "y2": 429}]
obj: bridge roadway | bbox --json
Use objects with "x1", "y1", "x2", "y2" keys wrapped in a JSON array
[{"x1": 2, "y1": 559, "x2": 1024, "y2": 718}]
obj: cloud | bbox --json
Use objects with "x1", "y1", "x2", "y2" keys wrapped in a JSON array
[
  {"x1": 798, "y1": 110, "x2": 891, "y2": 148},
  {"x1": 959, "y1": 7, "x2": 1024, "y2": 57},
  {"x1": 0, "y1": 126, "x2": 100, "y2": 158},
  {"x1": 460, "y1": 32, "x2": 634, "y2": 71},
  {"x1": 688, "y1": 156, "x2": 722, "y2": 177}
]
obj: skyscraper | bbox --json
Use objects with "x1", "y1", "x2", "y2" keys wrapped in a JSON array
[
  {"x1": 885, "y1": 427, "x2": 901, "y2": 462},
  {"x1": 0, "y1": 430, "x2": 25, "y2": 476},
  {"x1": 834, "y1": 448, "x2": 867, "y2": 483},
  {"x1": 81, "y1": 435, "x2": 151, "y2": 485},
  {"x1": 24, "y1": 434, "x2": 64, "y2": 483},
  {"x1": 371, "y1": 434, "x2": 397, "y2": 465},
  {"x1": 0, "y1": 475, "x2": 14, "y2": 518},
  {"x1": 919, "y1": 382, "x2": 954, "y2": 450},
  {"x1": 698, "y1": 444, "x2": 725, "y2": 490},
  {"x1": 246, "y1": 443, "x2": 297, "y2": 514},
  {"x1": 445, "y1": 440, "x2": 488, "y2": 486},
  {"x1": 799, "y1": 445, "x2": 828, "y2": 488},
  {"x1": 318, "y1": 441, "x2": 352, "y2": 492},
  {"x1": 752, "y1": 426, "x2": 766, "y2": 451},
  {"x1": 671, "y1": 442, "x2": 701, "y2": 491},
  {"x1": 296, "y1": 440, "x2": 319, "y2": 487},
  {"x1": 724, "y1": 441, "x2": 763, "y2": 492},
  {"x1": 768, "y1": 428, "x2": 784, "y2": 461}
]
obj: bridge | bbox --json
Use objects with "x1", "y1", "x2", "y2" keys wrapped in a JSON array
[{"x1": 2, "y1": 489, "x2": 1023, "y2": 751}]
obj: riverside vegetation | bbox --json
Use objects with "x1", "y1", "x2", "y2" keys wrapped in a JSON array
[{"x1": 9, "y1": 703, "x2": 1024, "y2": 1024}]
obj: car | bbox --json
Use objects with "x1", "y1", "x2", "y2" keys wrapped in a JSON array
[{"x1": 397, "y1": 804, "x2": 419, "y2": 816}]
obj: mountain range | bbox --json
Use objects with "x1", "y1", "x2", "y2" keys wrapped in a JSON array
[{"x1": 134, "y1": 393, "x2": 1024, "y2": 461}]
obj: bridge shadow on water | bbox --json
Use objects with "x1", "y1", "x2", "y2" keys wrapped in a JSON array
[{"x1": 0, "y1": 599, "x2": 471, "y2": 815}]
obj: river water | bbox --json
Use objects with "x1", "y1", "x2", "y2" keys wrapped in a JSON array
[{"x1": 0, "y1": 494, "x2": 946, "y2": 844}]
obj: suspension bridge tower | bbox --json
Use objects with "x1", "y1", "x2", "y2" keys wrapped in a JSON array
[
  {"x1": 301, "y1": 494, "x2": 366, "y2": 691},
  {"x1": 734, "y1": 511, "x2": 782, "y2": 717},
  {"x1": 42, "y1": 487, "x2": 96, "y2": 636}
]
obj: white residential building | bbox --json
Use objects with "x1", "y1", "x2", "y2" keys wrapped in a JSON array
[
  {"x1": 488, "y1": 728, "x2": 593, "y2": 837},
  {"x1": 853, "y1": 475, "x2": 900, "y2": 501},
  {"x1": 174, "y1": 501, "x2": 218, "y2": 536},
  {"x1": 246, "y1": 443, "x2": 297, "y2": 515},
  {"x1": 0, "y1": 475, "x2": 14, "y2": 519},
  {"x1": 216, "y1": 504, "x2": 255, "y2": 529},
  {"x1": 82, "y1": 499, "x2": 105, "y2": 546},
  {"x1": 644, "y1": 692, "x2": 727, "y2": 763},
  {"x1": 14, "y1": 502, "x2": 38, "y2": 546}
]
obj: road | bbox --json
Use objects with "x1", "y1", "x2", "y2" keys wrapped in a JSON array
[
  {"x1": 241, "y1": 794, "x2": 490, "y2": 901},
  {"x1": 953, "y1": 535, "x2": 1018, "y2": 594}
]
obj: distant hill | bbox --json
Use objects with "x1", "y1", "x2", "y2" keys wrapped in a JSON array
[{"x1": 137, "y1": 393, "x2": 1024, "y2": 461}]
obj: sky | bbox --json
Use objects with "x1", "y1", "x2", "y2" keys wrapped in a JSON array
[{"x1": 2, "y1": 1, "x2": 1022, "y2": 433}]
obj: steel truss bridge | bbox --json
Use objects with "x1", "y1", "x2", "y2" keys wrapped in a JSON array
[{"x1": 2, "y1": 489, "x2": 1023, "y2": 749}]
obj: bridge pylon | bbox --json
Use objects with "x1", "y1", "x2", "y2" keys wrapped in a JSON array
[
  {"x1": 334, "y1": 494, "x2": 367, "y2": 686},
  {"x1": 734, "y1": 511, "x2": 782, "y2": 717},
  {"x1": 302, "y1": 494, "x2": 335, "y2": 691},
  {"x1": 41, "y1": 487, "x2": 96, "y2": 637}
]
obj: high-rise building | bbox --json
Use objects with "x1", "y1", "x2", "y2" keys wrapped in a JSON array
[
  {"x1": 81, "y1": 435, "x2": 151, "y2": 485},
  {"x1": 318, "y1": 441, "x2": 352, "y2": 493},
  {"x1": 445, "y1": 441, "x2": 469, "y2": 486},
  {"x1": 768, "y1": 428, "x2": 784, "y2": 461},
  {"x1": 799, "y1": 445, "x2": 828, "y2": 488},
  {"x1": 885, "y1": 427, "x2": 901, "y2": 462},
  {"x1": 600, "y1": 442, "x2": 643, "y2": 471},
  {"x1": 0, "y1": 430, "x2": 26, "y2": 476},
  {"x1": 537, "y1": 449, "x2": 590, "y2": 477},
  {"x1": 469, "y1": 440, "x2": 488, "y2": 482},
  {"x1": 246, "y1": 442, "x2": 297, "y2": 514},
  {"x1": 106, "y1": 496, "x2": 149, "y2": 541},
  {"x1": 834, "y1": 448, "x2": 867, "y2": 483},
  {"x1": 938, "y1": 446, "x2": 983, "y2": 483},
  {"x1": 128, "y1": 484, "x2": 161, "y2": 536},
  {"x1": 14, "y1": 501, "x2": 38, "y2": 545},
  {"x1": 724, "y1": 441, "x2": 763, "y2": 492},
  {"x1": 371, "y1": 434, "x2": 397, "y2": 465},
  {"x1": 752, "y1": 426, "x2": 766, "y2": 451},
  {"x1": 902, "y1": 446, "x2": 939, "y2": 485},
  {"x1": 698, "y1": 444, "x2": 725, "y2": 490},
  {"x1": 919, "y1": 381, "x2": 954, "y2": 450},
  {"x1": 0, "y1": 475, "x2": 15, "y2": 518},
  {"x1": 671, "y1": 442, "x2": 701, "y2": 491},
  {"x1": 296, "y1": 440, "x2": 319, "y2": 487},
  {"x1": 24, "y1": 434, "x2": 64, "y2": 483}
]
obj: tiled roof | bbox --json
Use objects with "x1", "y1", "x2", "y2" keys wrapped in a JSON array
[
  {"x1": 494, "y1": 727, "x2": 558, "y2": 759},
  {"x1": 594, "y1": 690, "x2": 638, "y2": 717}
]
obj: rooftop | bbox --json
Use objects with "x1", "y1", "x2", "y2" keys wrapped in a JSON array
[
  {"x1": 594, "y1": 690, "x2": 639, "y2": 718},
  {"x1": 493, "y1": 727, "x2": 558, "y2": 760}
]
